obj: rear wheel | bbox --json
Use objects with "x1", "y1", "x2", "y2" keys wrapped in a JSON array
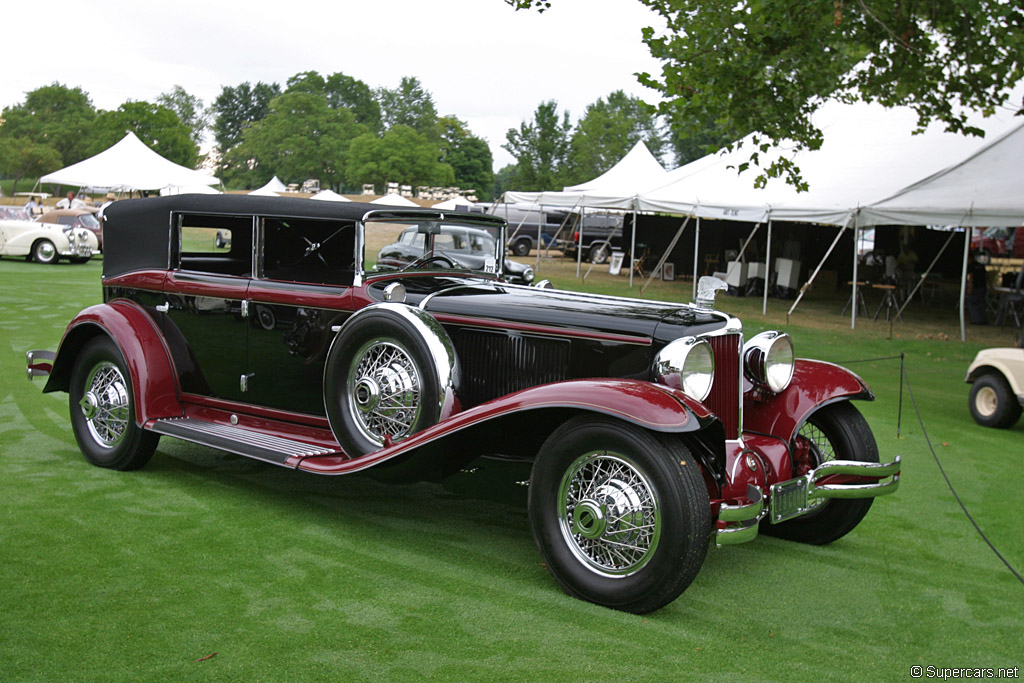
[
  {"x1": 69, "y1": 336, "x2": 159, "y2": 470},
  {"x1": 33, "y1": 239, "x2": 58, "y2": 264},
  {"x1": 528, "y1": 415, "x2": 711, "y2": 613},
  {"x1": 588, "y1": 243, "x2": 610, "y2": 264},
  {"x1": 969, "y1": 373, "x2": 1022, "y2": 428},
  {"x1": 512, "y1": 238, "x2": 531, "y2": 257},
  {"x1": 762, "y1": 401, "x2": 879, "y2": 545}
]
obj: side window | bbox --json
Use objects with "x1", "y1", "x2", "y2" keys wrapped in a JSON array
[
  {"x1": 262, "y1": 217, "x2": 355, "y2": 286},
  {"x1": 57, "y1": 216, "x2": 75, "y2": 225},
  {"x1": 177, "y1": 214, "x2": 252, "y2": 276}
]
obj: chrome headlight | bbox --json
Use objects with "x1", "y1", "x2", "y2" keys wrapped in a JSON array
[
  {"x1": 743, "y1": 331, "x2": 794, "y2": 393},
  {"x1": 523, "y1": 267, "x2": 535, "y2": 283},
  {"x1": 653, "y1": 336, "x2": 715, "y2": 402}
]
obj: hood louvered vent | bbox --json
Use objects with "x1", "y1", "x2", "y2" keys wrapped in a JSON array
[{"x1": 454, "y1": 329, "x2": 569, "y2": 408}]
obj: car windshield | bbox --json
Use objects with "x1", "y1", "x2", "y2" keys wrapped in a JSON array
[
  {"x1": 1, "y1": 206, "x2": 31, "y2": 220},
  {"x1": 364, "y1": 217, "x2": 503, "y2": 277},
  {"x1": 78, "y1": 213, "x2": 101, "y2": 229}
]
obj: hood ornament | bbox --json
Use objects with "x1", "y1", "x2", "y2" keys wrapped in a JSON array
[{"x1": 695, "y1": 276, "x2": 728, "y2": 311}]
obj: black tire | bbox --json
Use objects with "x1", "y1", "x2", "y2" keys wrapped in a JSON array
[
  {"x1": 528, "y1": 416, "x2": 711, "y2": 614},
  {"x1": 69, "y1": 256, "x2": 92, "y2": 264},
  {"x1": 969, "y1": 373, "x2": 1022, "y2": 428},
  {"x1": 588, "y1": 243, "x2": 610, "y2": 264},
  {"x1": 32, "y1": 239, "x2": 59, "y2": 264},
  {"x1": 68, "y1": 336, "x2": 159, "y2": 470},
  {"x1": 512, "y1": 239, "x2": 532, "y2": 257},
  {"x1": 324, "y1": 309, "x2": 444, "y2": 457},
  {"x1": 762, "y1": 401, "x2": 879, "y2": 545}
]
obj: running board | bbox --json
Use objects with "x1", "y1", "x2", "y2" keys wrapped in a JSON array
[{"x1": 150, "y1": 417, "x2": 343, "y2": 467}]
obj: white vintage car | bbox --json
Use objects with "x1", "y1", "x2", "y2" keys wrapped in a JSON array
[
  {"x1": 0, "y1": 206, "x2": 98, "y2": 264},
  {"x1": 966, "y1": 346, "x2": 1024, "y2": 428}
]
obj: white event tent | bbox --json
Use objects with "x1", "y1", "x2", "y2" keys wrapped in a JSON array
[
  {"x1": 370, "y1": 193, "x2": 419, "y2": 207},
  {"x1": 310, "y1": 189, "x2": 352, "y2": 202},
  {"x1": 40, "y1": 132, "x2": 219, "y2": 192}
]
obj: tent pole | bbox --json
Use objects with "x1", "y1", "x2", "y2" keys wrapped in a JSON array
[
  {"x1": 630, "y1": 208, "x2": 638, "y2": 288},
  {"x1": 763, "y1": 215, "x2": 772, "y2": 315},
  {"x1": 894, "y1": 211, "x2": 970, "y2": 324},
  {"x1": 787, "y1": 212, "x2": 854, "y2": 319},
  {"x1": 960, "y1": 224, "x2": 972, "y2": 342},
  {"x1": 641, "y1": 214, "x2": 692, "y2": 295},
  {"x1": 851, "y1": 219, "x2": 859, "y2": 330},
  {"x1": 576, "y1": 211, "x2": 584, "y2": 279},
  {"x1": 692, "y1": 216, "x2": 701, "y2": 300}
]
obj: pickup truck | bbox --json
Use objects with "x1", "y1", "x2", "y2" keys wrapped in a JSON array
[{"x1": 560, "y1": 214, "x2": 624, "y2": 264}]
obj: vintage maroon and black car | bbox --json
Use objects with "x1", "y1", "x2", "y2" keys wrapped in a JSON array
[{"x1": 27, "y1": 195, "x2": 900, "y2": 614}]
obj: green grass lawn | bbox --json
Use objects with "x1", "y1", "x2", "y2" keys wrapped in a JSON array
[{"x1": 1, "y1": 255, "x2": 1021, "y2": 681}]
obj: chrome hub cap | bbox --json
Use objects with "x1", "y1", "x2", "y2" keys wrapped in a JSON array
[
  {"x1": 80, "y1": 361, "x2": 129, "y2": 447},
  {"x1": 558, "y1": 452, "x2": 660, "y2": 577},
  {"x1": 38, "y1": 242, "x2": 56, "y2": 259},
  {"x1": 348, "y1": 340, "x2": 421, "y2": 446}
]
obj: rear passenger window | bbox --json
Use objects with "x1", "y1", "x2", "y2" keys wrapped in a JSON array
[
  {"x1": 262, "y1": 217, "x2": 355, "y2": 286},
  {"x1": 177, "y1": 214, "x2": 252, "y2": 276}
]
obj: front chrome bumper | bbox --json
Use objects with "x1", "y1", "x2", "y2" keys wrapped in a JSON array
[
  {"x1": 716, "y1": 455, "x2": 901, "y2": 546},
  {"x1": 26, "y1": 350, "x2": 55, "y2": 381}
]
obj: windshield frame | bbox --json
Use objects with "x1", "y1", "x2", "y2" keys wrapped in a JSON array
[{"x1": 357, "y1": 209, "x2": 506, "y2": 287}]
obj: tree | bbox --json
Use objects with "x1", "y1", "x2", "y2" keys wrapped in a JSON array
[
  {"x1": 507, "y1": 0, "x2": 1024, "y2": 189},
  {"x1": 345, "y1": 125, "x2": 454, "y2": 191},
  {"x1": 377, "y1": 77, "x2": 439, "y2": 138},
  {"x1": 325, "y1": 72, "x2": 382, "y2": 133},
  {"x1": 89, "y1": 101, "x2": 199, "y2": 168},
  {"x1": 157, "y1": 85, "x2": 210, "y2": 149},
  {"x1": 229, "y1": 91, "x2": 368, "y2": 190},
  {"x1": 568, "y1": 90, "x2": 666, "y2": 182},
  {"x1": 0, "y1": 83, "x2": 96, "y2": 166},
  {"x1": 439, "y1": 116, "x2": 495, "y2": 200},
  {"x1": 502, "y1": 100, "x2": 572, "y2": 191},
  {"x1": 211, "y1": 81, "x2": 282, "y2": 154},
  {"x1": 0, "y1": 138, "x2": 62, "y2": 194}
]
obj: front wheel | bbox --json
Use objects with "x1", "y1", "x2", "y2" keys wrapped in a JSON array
[
  {"x1": 528, "y1": 416, "x2": 711, "y2": 613},
  {"x1": 969, "y1": 373, "x2": 1022, "y2": 428},
  {"x1": 68, "y1": 336, "x2": 159, "y2": 470},
  {"x1": 762, "y1": 401, "x2": 879, "y2": 545},
  {"x1": 33, "y1": 239, "x2": 59, "y2": 264}
]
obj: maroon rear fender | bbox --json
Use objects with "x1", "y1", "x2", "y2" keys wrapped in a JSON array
[
  {"x1": 43, "y1": 301, "x2": 182, "y2": 425},
  {"x1": 743, "y1": 359, "x2": 873, "y2": 443}
]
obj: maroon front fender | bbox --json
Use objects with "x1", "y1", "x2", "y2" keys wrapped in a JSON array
[
  {"x1": 296, "y1": 379, "x2": 717, "y2": 475},
  {"x1": 743, "y1": 359, "x2": 873, "y2": 443},
  {"x1": 43, "y1": 302, "x2": 182, "y2": 425}
]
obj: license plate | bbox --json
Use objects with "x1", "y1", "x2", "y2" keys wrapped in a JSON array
[{"x1": 770, "y1": 477, "x2": 810, "y2": 523}]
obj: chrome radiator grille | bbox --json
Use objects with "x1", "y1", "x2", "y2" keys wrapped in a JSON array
[
  {"x1": 454, "y1": 329, "x2": 569, "y2": 408},
  {"x1": 707, "y1": 333, "x2": 741, "y2": 439}
]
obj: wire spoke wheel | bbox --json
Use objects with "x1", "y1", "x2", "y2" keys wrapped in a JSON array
[
  {"x1": 347, "y1": 339, "x2": 422, "y2": 445},
  {"x1": 69, "y1": 336, "x2": 158, "y2": 470},
  {"x1": 558, "y1": 452, "x2": 660, "y2": 576},
  {"x1": 79, "y1": 361, "x2": 130, "y2": 448},
  {"x1": 795, "y1": 420, "x2": 835, "y2": 512}
]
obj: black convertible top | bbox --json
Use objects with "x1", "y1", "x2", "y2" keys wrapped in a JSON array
[{"x1": 101, "y1": 194, "x2": 504, "y2": 279}]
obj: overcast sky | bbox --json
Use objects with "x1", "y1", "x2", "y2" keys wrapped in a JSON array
[{"x1": 3, "y1": 0, "x2": 666, "y2": 171}]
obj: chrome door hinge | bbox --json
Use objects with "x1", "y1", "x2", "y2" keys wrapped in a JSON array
[
  {"x1": 240, "y1": 299, "x2": 250, "y2": 318},
  {"x1": 240, "y1": 373, "x2": 255, "y2": 392},
  {"x1": 155, "y1": 302, "x2": 169, "y2": 313}
]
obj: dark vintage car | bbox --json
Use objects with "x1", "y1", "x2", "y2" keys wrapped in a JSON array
[
  {"x1": 27, "y1": 195, "x2": 900, "y2": 614},
  {"x1": 376, "y1": 224, "x2": 535, "y2": 285}
]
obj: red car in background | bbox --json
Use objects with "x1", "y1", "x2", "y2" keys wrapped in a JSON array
[
  {"x1": 972, "y1": 226, "x2": 1024, "y2": 258},
  {"x1": 38, "y1": 209, "x2": 103, "y2": 251}
]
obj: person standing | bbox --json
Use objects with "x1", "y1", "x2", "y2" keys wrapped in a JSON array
[
  {"x1": 23, "y1": 196, "x2": 42, "y2": 216},
  {"x1": 966, "y1": 250, "x2": 989, "y2": 325},
  {"x1": 56, "y1": 190, "x2": 86, "y2": 210}
]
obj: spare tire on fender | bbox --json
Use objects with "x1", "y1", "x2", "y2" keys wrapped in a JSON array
[{"x1": 324, "y1": 303, "x2": 460, "y2": 457}]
